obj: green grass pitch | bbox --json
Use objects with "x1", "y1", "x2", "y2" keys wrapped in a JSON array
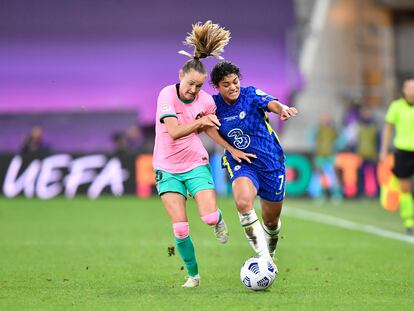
[{"x1": 0, "y1": 196, "x2": 413, "y2": 310}]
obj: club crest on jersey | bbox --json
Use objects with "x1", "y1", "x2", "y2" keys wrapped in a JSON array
[{"x1": 239, "y1": 111, "x2": 246, "y2": 120}]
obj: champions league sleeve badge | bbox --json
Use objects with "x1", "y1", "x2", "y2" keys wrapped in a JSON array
[
  {"x1": 255, "y1": 89, "x2": 267, "y2": 96},
  {"x1": 161, "y1": 104, "x2": 170, "y2": 112}
]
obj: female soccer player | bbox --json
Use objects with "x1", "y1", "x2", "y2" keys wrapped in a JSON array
[
  {"x1": 210, "y1": 61, "x2": 298, "y2": 269},
  {"x1": 153, "y1": 22, "x2": 255, "y2": 288}
]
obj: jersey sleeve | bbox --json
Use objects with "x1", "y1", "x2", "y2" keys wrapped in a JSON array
[
  {"x1": 157, "y1": 88, "x2": 177, "y2": 123},
  {"x1": 385, "y1": 101, "x2": 398, "y2": 124},
  {"x1": 204, "y1": 94, "x2": 217, "y2": 115},
  {"x1": 250, "y1": 86, "x2": 277, "y2": 110}
]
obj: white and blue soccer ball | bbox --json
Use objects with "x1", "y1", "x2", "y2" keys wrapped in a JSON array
[{"x1": 240, "y1": 257, "x2": 277, "y2": 291}]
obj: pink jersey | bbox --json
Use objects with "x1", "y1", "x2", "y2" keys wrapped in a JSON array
[{"x1": 153, "y1": 84, "x2": 216, "y2": 173}]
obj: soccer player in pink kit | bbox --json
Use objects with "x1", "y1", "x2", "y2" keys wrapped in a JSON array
[{"x1": 153, "y1": 21, "x2": 255, "y2": 288}]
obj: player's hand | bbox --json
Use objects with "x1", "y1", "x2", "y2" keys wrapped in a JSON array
[
  {"x1": 199, "y1": 115, "x2": 221, "y2": 130},
  {"x1": 280, "y1": 105, "x2": 298, "y2": 121},
  {"x1": 230, "y1": 149, "x2": 257, "y2": 164}
]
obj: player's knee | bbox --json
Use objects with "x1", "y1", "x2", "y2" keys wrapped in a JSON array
[
  {"x1": 234, "y1": 196, "x2": 253, "y2": 212},
  {"x1": 263, "y1": 219, "x2": 279, "y2": 230},
  {"x1": 201, "y1": 210, "x2": 220, "y2": 226},
  {"x1": 173, "y1": 222, "x2": 189, "y2": 239},
  {"x1": 263, "y1": 218, "x2": 281, "y2": 231},
  {"x1": 400, "y1": 181, "x2": 412, "y2": 193}
]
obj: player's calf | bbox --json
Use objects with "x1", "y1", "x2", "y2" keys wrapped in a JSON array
[
  {"x1": 238, "y1": 209, "x2": 271, "y2": 258},
  {"x1": 262, "y1": 219, "x2": 281, "y2": 258},
  {"x1": 173, "y1": 222, "x2": 199, "y2": 284}
]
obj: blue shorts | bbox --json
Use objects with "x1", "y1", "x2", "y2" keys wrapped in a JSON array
[{"x1": 222, "y1": 155, "x2": 286, "y2": 202}]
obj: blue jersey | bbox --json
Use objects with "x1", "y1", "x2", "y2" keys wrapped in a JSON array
[{"x1": 213, "y1": 86, "x2": 285, "y2": 172}]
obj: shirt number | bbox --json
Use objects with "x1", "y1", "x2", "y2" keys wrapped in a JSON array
[{"x1": 278, "y1": 174, "x2": 284, "y2": 190}]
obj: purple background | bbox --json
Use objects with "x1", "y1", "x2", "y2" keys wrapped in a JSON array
[{"x1": 0, "y1": 0, "x2": 300, "y2": 152}]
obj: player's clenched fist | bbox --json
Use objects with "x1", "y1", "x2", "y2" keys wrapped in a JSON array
[{"x1": 280, "y1": 105, "x2": 298, "y2": 121}]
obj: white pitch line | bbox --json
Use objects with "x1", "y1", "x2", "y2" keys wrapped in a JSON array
[{"x1": 283, "y1": 207, "x2": 414, "y2": 245}]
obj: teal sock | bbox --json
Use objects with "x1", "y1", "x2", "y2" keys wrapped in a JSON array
[
  {"x1": 218, "y1": 209, "x2": 223, "y2": 223},
  {"x1": 175, "y1": 236, "x2": 198, "y2": 277}
]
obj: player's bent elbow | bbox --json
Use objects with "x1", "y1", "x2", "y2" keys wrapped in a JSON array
[
  {"x1": 169, "y1": 132, "x2": 180, "y2": 140},
  {"x1": 169, "y1": 130, "x2": 184, "y2": 140},
  {"x1": 165, "y1": 126, "x2": 180, "y2": 140}
]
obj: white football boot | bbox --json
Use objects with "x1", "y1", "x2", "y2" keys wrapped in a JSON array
[
  {"x1": 214, "y1": 219, "x2": 229, "y2": 244},
  {"x1": 182, "y1": 274, "x2": 200, "y2": 288}
]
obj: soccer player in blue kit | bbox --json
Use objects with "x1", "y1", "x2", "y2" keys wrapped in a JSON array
[{"x1": 210, "y1": 61, "x2": 298, "y2": 268}]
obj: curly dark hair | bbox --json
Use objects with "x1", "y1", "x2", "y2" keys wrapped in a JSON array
[{"x1": 210, "y1": 61, "x2": 241, "y2": 86}]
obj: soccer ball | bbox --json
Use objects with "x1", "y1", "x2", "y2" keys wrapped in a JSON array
[{"x1": 240, "y1": 257, "x2": 277, "y2": 291}]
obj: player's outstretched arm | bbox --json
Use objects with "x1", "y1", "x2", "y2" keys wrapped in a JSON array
[
  {"x1": 205, "y1": 127, "x2": 256, "y2": 163},
  {"x1": 267, "y1": 100, "x2": 298, "y2": 121},
  {"x1": 163, "y1": 115, "x2": 220, "y2": 140}
]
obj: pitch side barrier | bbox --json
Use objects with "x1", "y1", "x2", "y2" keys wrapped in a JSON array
[{"x1": 0, "y1": 152, "x2": 391, "y2": 199}]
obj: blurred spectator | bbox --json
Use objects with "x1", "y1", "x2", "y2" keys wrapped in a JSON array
[
  {"x1": 307, "y1": 113, "x2": 342, "y2": 203},
  {"x1": 342, "y1": 98, "x2": 362, "y2": 152},
  {"x1": 356, "y1": 107, "x2": 380, "y2": 197},
  {"x1": 20, "y1": 125, "x2": 50, "y2": 155},
  {"x1": 125, "y1": 124, "x2": 144, "y2": 152},
  {"x1": 112, "y1": 131, "x2": 127, "y2": 155}
]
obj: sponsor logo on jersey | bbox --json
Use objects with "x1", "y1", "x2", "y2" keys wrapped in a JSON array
[
  {"x1": 224, "y1": 115, "x2": 238, "y2": 121},
  {"x1": 234, "y1": 165, "x2": 241, "y2": 171},
  {"x1": 161, "y1": 104, "x2": 170, "y2": 112},
  {"x1": 228, "y1": 128, "x2": 251, "y2": 149},
  {"x1": 224, "y1": 116, "x2": 237, "y2": 121}
]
